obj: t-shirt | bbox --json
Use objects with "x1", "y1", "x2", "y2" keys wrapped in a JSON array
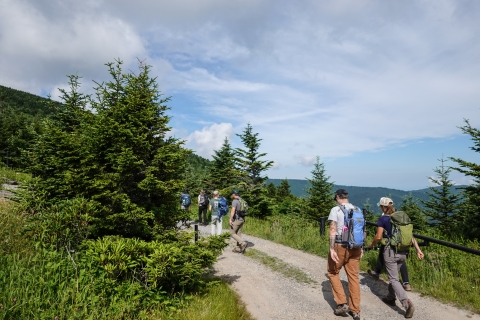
[
  {"x1": 377, "y1": 215, "x2": 393, "y2": 238},
  {"x1": 198, "y1": 194, "x2": 208, "y2": 207},
  {"x1": 210, "y1": 198, "x2": 219, "y2": 216},
  {"x1": 327, "y1": 203, "x2": 355, "y2": 236},
  {"x1": 232, "y1": 198, "x2": 242, "y2": 219}
]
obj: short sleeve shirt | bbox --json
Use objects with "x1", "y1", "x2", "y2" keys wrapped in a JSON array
[
  {"x1": 328, "y1": 203, "x2": 355, "y2": 236},
  {"x1": 232, "y1": 198, "x2": 241, "y2": 212},
  {"x1": 377, "y1": 215, "x2": 393, "y2": 238},
  {"x1": 210, "y1": 198, "x2": 219, "y2": 216}
]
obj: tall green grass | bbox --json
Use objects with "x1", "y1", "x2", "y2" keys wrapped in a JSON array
[{"x1": 243, "y1": 214, "x2": 480, "y2": 313}]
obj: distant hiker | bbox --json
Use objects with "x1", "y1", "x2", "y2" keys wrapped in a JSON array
[
  {"x1": 367, "y1": 204, "x2": 411, "y2": 291},
  {"x1": 229, "y1": 189, "x2": 247, "y2": 253},
  {"x1": 327, "y1": 189, "x2": 364, "y2": 320},
  {"x1": 198, "y1": 189, "x2": 209, "y2": 225},
  {"x1": 209, "y1": 190, "x2": 226, "y2": 236},
  {"x1": 369, "y1": 197, "x2": 424, "y2": 319},
  {"x1": 180, "y1": 188, "x2": 191, "y2": 211}
]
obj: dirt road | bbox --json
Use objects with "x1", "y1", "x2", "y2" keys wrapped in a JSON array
[{"x1": 207, "y1": 228, "x2": 479, "y2": 320}]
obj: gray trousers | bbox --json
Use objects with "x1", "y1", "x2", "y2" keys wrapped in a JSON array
[
  {"x1": 230, "y1": 219, "x2": 245, "y2": 247},
  {"x1": 384, "y1": 247, "x2": 409, "y2": 309}
]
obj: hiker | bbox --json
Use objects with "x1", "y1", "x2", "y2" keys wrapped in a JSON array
[
  {"x1": 197, "y1": 189, "x2": 209, "y2": 225},
  {"x1": 327, "y1": 189, "x2": 364, "y2": 320},
  {"x1": 229, "y1": 189, "x2": 247, "y2": 253},
  {"x1": 209, "y1": 190, "x2": 223, "y2": 235},
  {"x1": 368, "y1": 206, "x2": 411, "y2": 290},
  {"x1": 369, "y1": 197, "x2": 424, "y2": 319},
  {"x1": 180, "y1": 188, "x2": 191, "y2": 211}
]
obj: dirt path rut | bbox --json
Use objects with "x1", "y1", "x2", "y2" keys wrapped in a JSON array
[{"x1": 207, "y1": 229, "x2": 479, "y2": 320}]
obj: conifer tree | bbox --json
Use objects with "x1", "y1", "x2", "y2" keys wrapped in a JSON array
[
  {"x1": 266, "y1": 182, "x2": 277, "y2": 199},
  {"x1": 419, "y1": 157, "x2": 462, "y2": 232},
  {"x1": 399, "y1": 193, "x2": 427, "y2": 233},
  {"x1": 235, "y1": 123, "x2": 274, "y2": 217},
  {"x1": 450, "y1": 119, "x2": 480, "y2": 239},
  {"x1": 276, "y1": 179, "x2": 292, "y2": 201},
  {"x1": 207, "y1": 137, "x2": 241, "y2": 192},
  {"x1": 28, "y1": 60, "x2": 188, "y2": 239},
  {"x1": 304, "y1": 156, "x2": 335, "y2": 221}
]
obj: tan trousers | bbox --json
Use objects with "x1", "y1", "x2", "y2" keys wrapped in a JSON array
[
  {"x1": 230, "y1": 219, "x2": 245, "y2": 247},
  {"x1": 327, "y1": 244, "x2": 362, "y2": 313}
]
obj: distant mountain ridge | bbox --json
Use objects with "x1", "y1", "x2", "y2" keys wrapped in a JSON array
[{"x1": 267, "y1": 179, "x2": 466, "y2": 212}]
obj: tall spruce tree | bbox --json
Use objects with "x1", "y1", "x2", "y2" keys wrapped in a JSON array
[
  {"x1": 207, "y1": 137, "x2": 241, "y2": 193},
  {"x1": 419, "y1": 157, "x2": 462, "y2": 233},
  {"x1": 276, "y1": 179, "x2": 292, "y2": 201},
  {"x1": 305, "y1": 156, "x2": 335, "y2": 221},
  {"x1": 450, "y1": 119, "x2": 480, "y2": 240},
  {"x1": 236, "y1": 123, "x2": 274, "y2": 217},
  {"x1": 28, "y1": 60, "x2": 188, "y2": 239}
]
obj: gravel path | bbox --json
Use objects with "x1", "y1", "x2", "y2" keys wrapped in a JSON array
[{"x1": 196, "y1": 225, "x2": 480, "y2": 320}]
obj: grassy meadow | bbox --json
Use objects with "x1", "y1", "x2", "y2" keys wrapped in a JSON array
[{"x1": 242, "y1": 214, "x2": 480, "y2": 314}]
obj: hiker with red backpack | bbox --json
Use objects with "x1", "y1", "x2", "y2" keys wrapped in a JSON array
[
  {"x1": 369, "y1": 197, "x2": 424, "y2": 319},
  {"x1": 327, "y1": 189, "x2": 366, "y2": 320}
]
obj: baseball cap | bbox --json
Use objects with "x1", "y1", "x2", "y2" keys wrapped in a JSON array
[
  {"x1": 377, "y1": 197, "x2": 393, "y2": 207},
  {"x1": 333, "y1": 189, "x2": 348, "y2": 200},
  {"x1": 231, "y1": 189, "x2": 239, "y2": 195}
]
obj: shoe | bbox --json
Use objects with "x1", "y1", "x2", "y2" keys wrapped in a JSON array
[
  {"x1": 405, "y1": 300, "x2": 414, "y2": 318},
  {"x1": 348, "y1": 311, "x2": 360, "y2": 320},
  {"x1": 403, "y1": 283, "x2": 412, "y2": 291},
  {"x1": 381, "y1": 296, "x2": 396, "y2": 306},
  {"x1": 240, "y1": 242, "x2": 247, "y2": 253},
  {"x1": 333, "y1": 303, "x2": 349, "y2": 317},
  {"x1": 232, "y1": 247, "x2": 242, "y2": 253},
  {"x1": 367, "y1": 269, "x2": 380, "y2": 278}
]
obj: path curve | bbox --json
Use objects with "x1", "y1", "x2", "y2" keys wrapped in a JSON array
[{"x1": 201, "y1": 226, "x2": 479, "y2": 320}]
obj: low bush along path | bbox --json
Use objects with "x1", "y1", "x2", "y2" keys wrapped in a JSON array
[{"x1": 198, "y1": 226, "x2": 479, "y2": 320}]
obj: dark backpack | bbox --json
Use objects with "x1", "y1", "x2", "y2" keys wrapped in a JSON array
[
  {"x1": 218, "y1": 197, "x2": 229, "y2": 218},
  {"x1": 384, "y1": 211, "x2": 413, "y2": 252},
  {"x1": 236, "y1": 198, "x2": 248, "y2": 217},
  {"x1": 181, "y1": 194, "x2": 191, "y2": 207},
  {"x1": 338, "y1": 205, "x2": 366, "y2": 249},
  {"x1": 199, "y1": 194, "x2": 209, "y2": 206}
]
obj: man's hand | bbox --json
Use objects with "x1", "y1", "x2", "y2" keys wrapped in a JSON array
[
  {"x1": 417, "y1": 250, "x2": 424, "y2": 260},
  {"x1": 229, "y1": 219, "x2": 233, "y2": 227},
  {"x1": 330, "y1": 248, "x2": 339, "y2": 264}
]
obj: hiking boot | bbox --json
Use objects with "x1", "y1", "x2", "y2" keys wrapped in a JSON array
[
  {"x1": 348, "y1": 311, "x2": 360, "y2": 320},
  {"x1": 232, "y1": 247, "x2": 242, "y2": 253},
  {"x1": 367, "y1": 269, "x2": 380, "y2": 278},
  {"x1": 333, "y1": 303, "x2": 349, "y2": 317},
  {"x1": 405, "y1": 300, "x2": 414, "y2": 318},
  {"x1": 381, "y1": 296, "x2": 396, "y2": 306},
  {"x1": 240, "y1": 242, "x2": 247, "y2": 253},
  {"x1": 403, "y1": 283, "x2": 412, "y2": 291}
]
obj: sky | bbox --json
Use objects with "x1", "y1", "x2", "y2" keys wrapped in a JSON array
[{"x1": 1, "y1": 0, "x2": 479, "y2": 190}]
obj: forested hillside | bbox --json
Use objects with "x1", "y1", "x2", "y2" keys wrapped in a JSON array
[
  {"x1": 268, "y1": 178, "x2": 466, "y2": 212},
  {"x1": 0, "y1": 85, "x2": 60, "y2": 167}
]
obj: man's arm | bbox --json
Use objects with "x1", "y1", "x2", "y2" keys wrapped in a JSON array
[
  {"x1": 329, "y1": 220, "x2": 340, "y2": 263},
  {"x1": 229, "y1": 206, "x2": 235, "y2": 227}
]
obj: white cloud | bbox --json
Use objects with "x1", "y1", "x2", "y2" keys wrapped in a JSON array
[
  {"x1": 295, "y1": 155, "x2": 317, "y2": 167},
  {"x1": 186, "y1": 123, "x2": 234, "y2": 158}
]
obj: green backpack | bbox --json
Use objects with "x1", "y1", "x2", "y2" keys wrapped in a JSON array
[
  {"x1": 384, "y1": 211, "x2": 413, "y2": 252},
  {"x1": 236, "y1": 197, "x2": 248, "y2": 217}
]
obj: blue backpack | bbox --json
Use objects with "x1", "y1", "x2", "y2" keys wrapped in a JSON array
[
  {"x1": 218, "y1": 197, "x2": 229, "y2": 218},
  {"x1": 181, "y1": 194, "x2": 191, "y2": 207},
  {"x1": 338, "y1": 205, "x2": 366, "y2": 249}
]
